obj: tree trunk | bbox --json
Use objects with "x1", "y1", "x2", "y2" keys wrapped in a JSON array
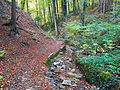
[
  {"x1": 81, "y1": 0, "x2": 85, "y2": 26},
  {"x1": 52, "y1": 0, "x2": 58, "y2": 36},
  {"x1": 92, "y1": 0, "x2": 94, "y2": 9},
  {"x1": 48, "y1": 3, "x2": 52, "y2": 23},
  {"x1": 21, "y1": 0, "x2": 25, "y2": 10},
  {"x1": 64, "y1": 14, "x2": 67, "y2": 38},
  {"x1": 73, "y1": 0, "x2": 76, "y2": 14},
  {"x1": 36, "y1": 0, "x2": 38, "y2": 16},
  {"x1": 77, "y1": 0, "x2": 80, "y2": 13},
  {"x1": 42, "y1": 0, "x2": 46, "y2": 24},
  {"x1": 48, "y1": 1, "x2": 53, "y2": 30},
  {"x1": 68, "y1": 0, "x2": 70, "y2": 13},
  {"x1": 63, "y1": 0, "x2": 67, "y2": 38},
  {"x1": 10, "y1": 0, "x2": 18, "y2": 35},
  {"x1": 56, "y1": 0, "x2": 59, "y2": 19},
  {"x1": 26, "y1": 0, "x2": 29, "y2": 14},
  {"x1": 103, "y1": 0, "x2": 106, "y2": 14},
  {"x1": 98, "y1": 0, "x2": 113, "y2": 14}
]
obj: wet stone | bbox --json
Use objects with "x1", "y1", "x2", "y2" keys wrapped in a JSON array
[
  {"x1": 67, "y1": 72, "x2": 82, "y2": 79},
  {"x1": 50, "y1": 67, "x2": 55, "y2": 72},
  {"x1": 61, "y1": 65, "x2": 67, "y2": 70},
  {"x1": 62, "y1": 80, "x2": 72, "y2": 86},
  {"x1": 90, "y1": 87, "x2": 95, "y2": 90},
  {"x1": 71, "y1": 69, "x2": 75, "y2": 73},
  {"x1": 53, "y1": 62, "x2": 60, "y2": 66},
  {"x1": 59, "y1": 52, "x2": 64, "y2": 55},
  {"x1": 69, "y1": 68, "x2": 71, "y2": 71},
  {"x1": 72, "y1": 84, "x2": 77, "y2": 87},
  {"x1": 68, "y1": 58, "x2": 73, "y2": 62}
]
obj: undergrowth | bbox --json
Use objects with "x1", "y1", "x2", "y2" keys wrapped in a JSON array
[{"x1": 59, "y1": 14, "x2": 120, "y2": 89}]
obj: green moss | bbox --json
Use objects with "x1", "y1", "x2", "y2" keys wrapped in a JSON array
[
  {"x1": 43, "y1": 46, "x2": 66, "y2": 68},
  {"x1": 0, "y1": 50, "x2": 5, "y2": 57},
  {"x1": 32, "y1": 34, "x2": 40, "y2": 41},
  {"x1": 98, "y1": 71, "x2": 112, "y2": 80}
]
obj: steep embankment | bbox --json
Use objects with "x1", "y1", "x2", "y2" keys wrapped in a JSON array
[
  {"x1": 0, "y1": 0, "x2": 64, "y2": 89},
  {"x1": 0, "y1": 0, "x2": 94, "y2": 89}
]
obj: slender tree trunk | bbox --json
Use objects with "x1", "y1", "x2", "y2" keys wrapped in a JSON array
[
  {"x1": 11, "y1": 0, "x2": 16, "y2": 29},
  {"x1": 63, "y1": 0, "x2": 67, "y2": 38},
  {"x1": 81, "y1": 0, "x2": 85, "y2": 26},
  {"x1": 42, "y1": 0, "x2": 46, "y2": 24},
  {"x1": 48, "y1": 1, "x2": 52, "y2": 30},
  {"x1": 73, "y1": 0, "x2": 76, "y2": 14},
  {"x1": 98, "y1": 0, "x2": 112, "y2": 14},
  {"x1": 77, "y1": 0, "x2": 80, "y2": 13},
  {"x1": 52, "y1": 0, "x2": 58, "y2": 36},
  {"x1": 92, "y1": 0, "x2": 94, "y2": 9},
  {"x1": 61, "y1": 0, "x2": 64, "y2": 14},
  {"x1": 56, "y1": 0, "x2": 59, "y2": 19},
  {"x1": 68, "y1": 0, "x2": 70, "y2": 13},
  {"x1": 35, "y1": 0, "x2": 39, "y2": 24},
  {"x1": 98, "y1": 0, "x2": 101, "y2": 13},
  {"x1": 103, "y1": 0, "x2": 106, "y2": 14},
  {"x1": 48, "y1": 3, "x2": 52, "y2": 23},
  {"x1": 53, "y1": 0, "x2": 56, "y2": 16},
  {"x1": 59, "y1": 0, "x2": 61, "y2": 14},
  {"x1": 21, "y1": 0, "x2": 25, "y2": 10},
  {"x1": 64, "y1": 14, "x2": 67, "y2": 38},
  {"x1": 36, "y1": 0, "x2": 38, "y2": 16},
  {"x1": 26, "y1": 0, "x2": 29, "y2": 14}
]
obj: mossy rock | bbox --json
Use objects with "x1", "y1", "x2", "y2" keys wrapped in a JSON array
[
  {"x1": 77, "y1": 58, "x2": 113, "y2": 86},
  {"x1": 43, "y1": 46, "x2": 66, "y2": 68},
  {"x1": 77, "y1": 62, "x2": 93, "y2": 80}
]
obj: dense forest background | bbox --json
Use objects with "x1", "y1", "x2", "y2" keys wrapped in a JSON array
[
  {"x1": 0, "y1": 0, "x2": 120, "y2": 89},
  {"x1": 9, "y1": 0, "x2": 119, "y2": 36}
]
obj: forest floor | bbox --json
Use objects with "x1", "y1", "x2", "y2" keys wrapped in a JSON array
[{"x1": 0, "y1": 0, "x2": 97, "y2": 89}]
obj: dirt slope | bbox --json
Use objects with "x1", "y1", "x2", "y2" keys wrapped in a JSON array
[
  {"x1": 0, "y1": 0, "x2": 63, "y2": 61},
  {"x1": 0, "y1": 0, "x2": 95, "y2": 89},
  {"x1": 0, "y1": 0, "x2": 64, "y2": 89}
]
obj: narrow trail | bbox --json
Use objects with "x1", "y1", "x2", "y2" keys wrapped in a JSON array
[{"x1": 0, "y1": 0, "x2": 94, "y2": 89}]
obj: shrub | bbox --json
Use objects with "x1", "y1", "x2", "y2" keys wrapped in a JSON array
[{"x1": 64, "y1": 16, "x2": 120, "y2": 89}]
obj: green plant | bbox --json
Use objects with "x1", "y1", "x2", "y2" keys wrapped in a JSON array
[
  {"x1": 0, "y1": 50, "x2": 6, "y2": 57},
  {"x1": 111, "y1": 4, "x2": 120, "y2": 16},
  {"x1": 77, "y1": 53, "x2": 119, "y2": 89},
  {"x1": 63, "y1": 15, "x2": 120, "y2": 89},
  {"x1": 35, "y1": 16, "x2": 43, "y2": 22}
]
